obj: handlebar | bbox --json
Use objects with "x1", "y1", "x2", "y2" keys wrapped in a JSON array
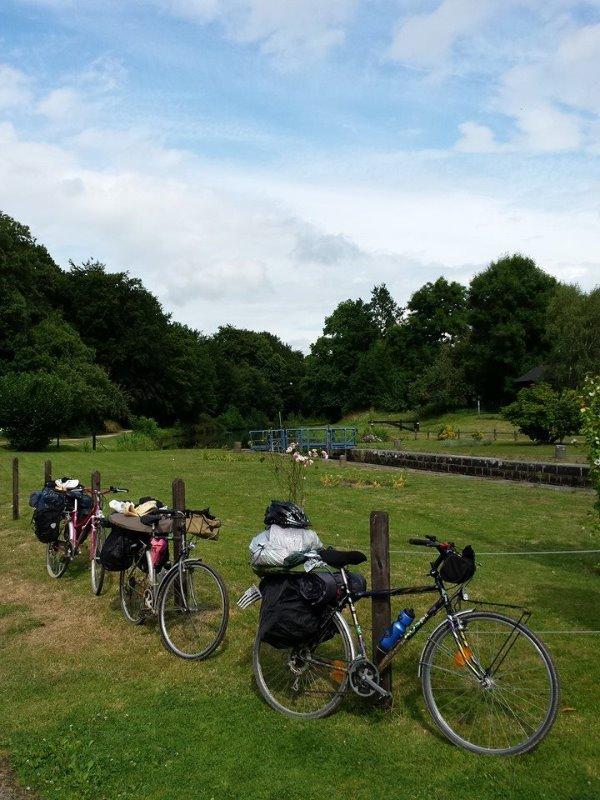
[{"x1": 408, "y1": 535, "x2": 455, "y2": 554}]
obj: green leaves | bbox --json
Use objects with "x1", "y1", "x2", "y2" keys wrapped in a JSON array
[{"x1": 502, "y1": 383, "x2": 581, "y2": 444}]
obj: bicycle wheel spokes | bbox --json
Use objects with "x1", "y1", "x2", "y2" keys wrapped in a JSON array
[
  {"x1": 119, "y1": 560, "x2": 149, "y2": 624},
  {"x1": 46, "y1": 523, "x2": 70, "y2": 579},
  {"x1": 90, "y1": 525, "x2": 106, "y2": 596},
  {"x1": 422, "y1": 612, "x2": 559, "y2": 755},
  {"x1": 253, "y1": 612, "x2": 352, "y2": 719},
  {"x1": 158, "y1": 561, "x2": 228, "y2": 660}
]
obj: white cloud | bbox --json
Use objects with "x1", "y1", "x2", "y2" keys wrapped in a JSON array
[
  {"x1": 158, "y1": 0, "x2": 356, "y2": 64},
  {"x1": 37, "y1": 87, "x2": 83, "y2": 121},
  {"x1": 388, "y1": 0, "x2": 502, "y2": 71},
  {"x1": 0, "y1": 64, "x2": 32, "y2": 111},
  {"x1": 455, "y1": 121, "x2": 500, "y2": 153}
]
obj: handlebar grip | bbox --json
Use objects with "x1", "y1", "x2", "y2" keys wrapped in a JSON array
[{"x1": 408, "y1": 538, "x2": 435, "y2": 546}]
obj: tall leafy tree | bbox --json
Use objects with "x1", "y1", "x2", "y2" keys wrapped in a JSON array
[
  {"x1": 545, "y1": 284, "x2": 600, "y2": 389},
  {"x1": 466, "y1": 255, "x2": 556, "y2": 406}
]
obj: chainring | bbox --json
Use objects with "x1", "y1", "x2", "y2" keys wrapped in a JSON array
[{"x1": 348, "y1": 657, "x2": 381, "y2": 697}]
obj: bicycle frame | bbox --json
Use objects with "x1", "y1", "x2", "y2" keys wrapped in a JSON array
[
  {"x1": 63, "y1": 491, "x2": 103, "y2": 557},
  {"x1": 333, "y1": 564, "x2": 533, "y2": 686}
]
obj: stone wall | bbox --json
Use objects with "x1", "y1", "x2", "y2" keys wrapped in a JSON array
[{"x1": 345, "y1": 448, "x2": 590, "y2": 488}]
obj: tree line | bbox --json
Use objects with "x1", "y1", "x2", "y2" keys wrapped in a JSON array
[{"x1": 0, "y1": 211, "x2": 598, "y2": 449}]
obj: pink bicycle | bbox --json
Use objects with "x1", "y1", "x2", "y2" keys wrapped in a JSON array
[{"x1": 46, "y1": 484, "x2": 128, "y2": 594}]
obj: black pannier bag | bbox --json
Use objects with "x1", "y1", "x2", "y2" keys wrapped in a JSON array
[
  {"x1": 70, "y1": 490, "x2": 93, "y2": 519},
  {"x1": 258, "y1": 571, "x2": 366, "y2": 650},
  {"x1": 30, "y1": 485, "x2": 67, "y2": 543},
  {"x1": 439, "y1": 545, "x2": 476, "y2": 584},
  {"x1": 99, "y1": 527, "x2": 141, "y2": 572}
]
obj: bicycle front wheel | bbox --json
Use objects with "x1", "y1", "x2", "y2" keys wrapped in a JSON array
[
  {"x1": 253, "y1": 611, "x2": 353, "y2": 720},
  {"x1": 158, "y1": 560, "x2": 229, "y2": 660},
  {"x1": 90, "y1": 524, "x2": 106, "y2": 596},
  {"x1": 46, "y1": 522, "x2": 70, "y2": 579},
  {"x1": 421, "y1": 611, "x2": 559, "y2": 755},
  {"x1": 119, "y1": 548, "x2": 152, "y2": 624}
]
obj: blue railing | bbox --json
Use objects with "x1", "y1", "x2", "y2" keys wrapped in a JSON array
[{"x1": 248, "y1": 427, "x2": 357, "y2": 453}]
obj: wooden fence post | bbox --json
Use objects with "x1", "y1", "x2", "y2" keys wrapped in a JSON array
[
  {"x1": 12, "y1": 458, "x2": 19, "y2": 520},
  {"x1": 493, "y1": 428, "x2": 497, "y2": 441},
  {"x1": 44, "y1": 459, "x2": 52, "y2": 483},
  {"x1": 172, "y1": 478, "x2": 186, "y2": 561},
  {"x1": 91, "y1": 469, "x2": 101, "y2": 494},
  {"x1": 370, "y1": 510, "x2": 392, "y2": 699}
]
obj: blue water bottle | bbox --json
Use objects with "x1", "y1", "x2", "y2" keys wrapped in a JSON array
[{"x1": 378, "y1": 608, "x2": 415, "y2": 651}]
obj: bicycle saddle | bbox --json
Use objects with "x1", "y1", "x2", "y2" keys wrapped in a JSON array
[{"x1": 318, "y1": 547, "x2": 367, "y2": 568}]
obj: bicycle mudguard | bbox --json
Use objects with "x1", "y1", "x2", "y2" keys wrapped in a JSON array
[{"x1": 417, "y1": 610, "x2": 474, "y2": 677}]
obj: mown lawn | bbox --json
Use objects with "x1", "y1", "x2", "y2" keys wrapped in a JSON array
[
  {"x1": 1, "y1": 450, "x2": 599, "y2": 800},
  {"x1": 344, "y1": 408, "x2": 588, "y2": 463}
]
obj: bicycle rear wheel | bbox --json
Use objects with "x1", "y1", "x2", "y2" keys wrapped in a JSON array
[
  {"x1": 253, "y1": 611, "x2": 353, "y2": 719},
  {"x1": 90, "y1": 523, "x2": 106, "y2": 596},
  {"x1": 158, "y1": 560, "x2": 229, "y2": 660},
  {"x1": 421, "y1": 611, "x2": 559, "y2": 755},
  {"x1": 119, "y1": 548, "x2": 152, "y2": 624},
  {"x1": 46, "y1": 521, "x2": 70, "y2": 579}
]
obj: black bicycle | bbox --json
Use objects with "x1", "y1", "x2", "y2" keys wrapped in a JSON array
[{"x1": 250, "y1": 536, "x2": 560, "y2": 756}]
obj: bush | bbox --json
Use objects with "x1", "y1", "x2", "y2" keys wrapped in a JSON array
[
  {"x1": 0, "y1": 372, "x2": 71, "y2": 450},
  {"x1": 581, "y1": 375, "x2": 600, "y2": 516},
  {"x1": 471, "y1": 430, "x2": 484, "y2": 441},
  {"x1": 502, "y1": 383, "x2": 581, "y2": 444},
  {"x1": 114, "y1": 432, "x2": 158, "y2": 451},
  {"x1": 438, "y1": 424, "x2": 458, "y2": 440},
  {"x1": 131, "y1": 415, "x2": 160, "y2": 439}
]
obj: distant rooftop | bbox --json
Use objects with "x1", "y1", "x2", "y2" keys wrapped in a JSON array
[{"x1": 514, "y1": 364, "x2": 547, "y2": 384}]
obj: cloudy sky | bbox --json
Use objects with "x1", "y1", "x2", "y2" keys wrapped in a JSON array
[{"x1": 1, "y1": 1, "x2": 599, "y2": 350}]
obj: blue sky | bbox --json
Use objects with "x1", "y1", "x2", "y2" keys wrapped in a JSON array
[{"x1": 1, "y1": 0, "x2": 599, "y2": 350}]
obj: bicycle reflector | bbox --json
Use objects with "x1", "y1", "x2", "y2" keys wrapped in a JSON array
[
  {"x1": 454, "y1": 646, "x2": 473, "y2": 667},
  {"x1": 330, "y1": 659, "x2": 346, "y2": 684}
]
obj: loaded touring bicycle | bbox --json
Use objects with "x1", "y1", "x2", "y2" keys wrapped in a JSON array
[
  {"x1": 104, "y1": 506, "x2": 229, "y2": 660},
  {"x1": 244, "y1": 536, "x2": 560, "y2": 756},
  {"x1": 30, "y1": 478, "x2": 128, "y2": 595}
]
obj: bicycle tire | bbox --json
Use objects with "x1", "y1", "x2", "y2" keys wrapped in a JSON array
[
  {"x1": 90, "y1": 523, "x2": 106, "y2": 596},
  {"x1": 421, "y1": 611, "x2": 560, "y2": 755},
  {"x1": 253, "y1": 610, "x2": 352, "y2": 720},
  {"x1": 45, "y1": 521, "x2": 70, "y2": 579},
  {"x1": 157, "y1": 559, "x2": 229, "y2": 660},
  {"x1": 119, "y1": 548, "x2": 151, "y2": 625}
]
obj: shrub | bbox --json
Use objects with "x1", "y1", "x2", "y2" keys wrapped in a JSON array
[
  {"x1": 581, "y1": 375, "x2": 600, "y2": 515},
  {"x1": 0, "y1": 372, "x2": 71, "y2": 450},
  {"x1": 131, "y1": 415, "x2": 160, "y2": 439},
  {"x1": 438, "y1": 424, "x2": 458, "y2": 440},
  {"x1": 502, "y1": 383, "x2": 581, "y2": 444},
  {"x1": 114, "y1": 432, "x2": 158, "y2": 451},
  {"x1": 471, "y1": 430, "x2": 484, "y2": 441}
]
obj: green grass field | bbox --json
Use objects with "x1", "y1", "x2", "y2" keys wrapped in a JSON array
[{"x1": 2, "y1": 450, "x2": 599, "y2": 800}]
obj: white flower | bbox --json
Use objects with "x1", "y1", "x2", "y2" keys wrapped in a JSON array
[
  {"x1": 285, "y1": 446, "x2": 293, "y2": 453},
  {"x1": 321, "y1": 451, "x2": 329, "y2": 459},
  {"x1": 595, "y1": 458, "x2": 600, "y2": 467}
]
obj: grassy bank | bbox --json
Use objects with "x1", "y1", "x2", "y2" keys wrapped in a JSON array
[{"x1": 1, "y1": 450, "x2": 599, "y2": 800}]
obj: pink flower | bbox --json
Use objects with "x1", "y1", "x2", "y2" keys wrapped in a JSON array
[{"x1": 321, "y1": 450, "x2": 329, "y2": 460}]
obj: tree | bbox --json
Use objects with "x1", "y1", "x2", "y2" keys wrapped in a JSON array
[
  {"x1": 0, "y1": 212, "x2": 65, "y2": 370},
  {"x1": 369, "y1": 284, "x2": 400, "y2": 335},
  {"x1": 0, "y1": 372, "x2": 71, "y2": 449},
  {"x1": 501, "y1": 383, "x2": 581, "y2": 444},
  {"x1": 404, "y1": 277, "x2": 468, "y2": 354},
  {"x1": 467, "y1": 255, "x2": 557, "y2": 407},
  {"x1": 545, "y1": 284, "x2": 600, "y2": 389},
  {"x1": 302, "y1": 298, "x2": 379, "y2": 417},
  {"x1": 408, "y1": 343, "x2": 471, "y2": 415}
]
